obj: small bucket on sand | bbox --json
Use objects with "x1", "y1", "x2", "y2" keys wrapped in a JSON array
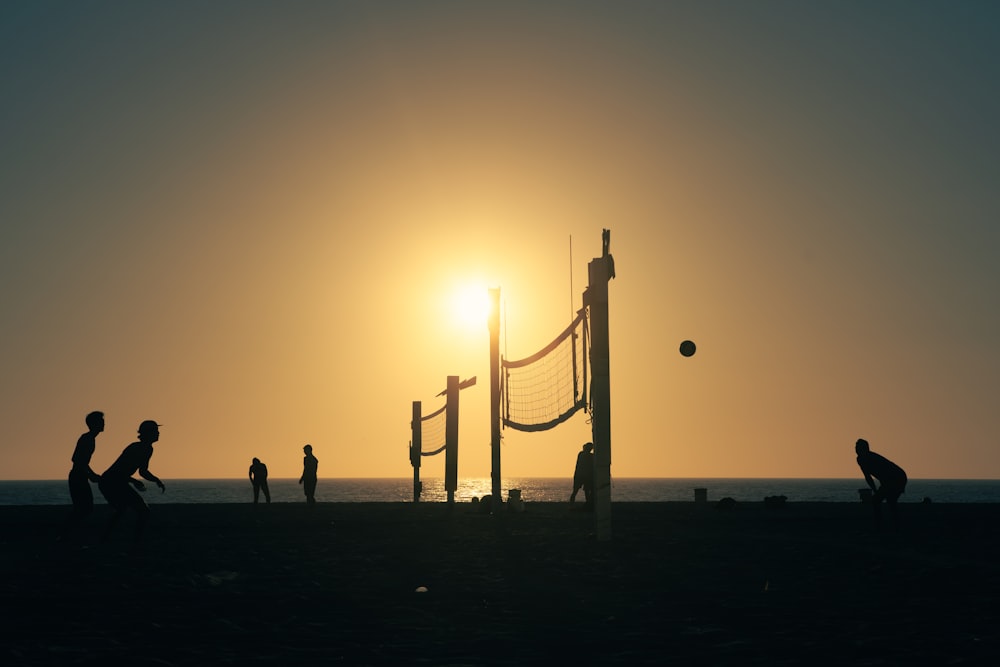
[
  {"x1": 508, "y1": 489, "x2": 525, "y2": 513},
  {"x1": 694, "y1": 488, "x2": 708, "y2": 504}
]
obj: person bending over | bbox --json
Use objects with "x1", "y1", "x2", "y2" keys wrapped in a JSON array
[{"x1": 855, "y1": 438, "x2": 907, "y2": 530}]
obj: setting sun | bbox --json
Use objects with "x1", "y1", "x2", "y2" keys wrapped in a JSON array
[{"x1": 448, "y1": 283, "x2": 492, "y2": 333}]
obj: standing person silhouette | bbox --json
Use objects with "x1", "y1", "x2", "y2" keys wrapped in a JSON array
[
  {"x1": 61, "y1": 411, "x2": 105, "y2": 541},
  {"x1": 299, "y1": 444, "x2": 318, "y2": 507},
  {"x1": 855, "y1": 438, "x2": 907, "y2": 530},
  {"x1": 98, "y1": 420, "x2": 166, "y2": 541},
  {"x1": 570, "y1": 442, "x2": 595, "y2": 509},
  {"x1": 249, "y1": 457, "x2": 270, "y2": 504}
]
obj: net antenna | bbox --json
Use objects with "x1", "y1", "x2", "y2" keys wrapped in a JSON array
[{"x1": 569, "y1": 235, "x2": 574, "y2": 321}]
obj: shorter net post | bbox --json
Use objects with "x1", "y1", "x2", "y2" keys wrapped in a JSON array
[
  {"x1": 411, "y1": 401, "x2": 422, "y2": 502},
  {"x1": 489, "y1": 287, "x2": 502, "y2": 513}
]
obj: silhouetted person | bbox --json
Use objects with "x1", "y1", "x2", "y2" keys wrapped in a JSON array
[
  {"x1": 570, "y1": 442, "x2": 595, "y2": 509},
  {"x1": 249, "y1": 457, "x2": 270, "y2": 504},
  {"x1": 98, "y1": 420, "x2": 166, "y2": 541},
  {"x1": 856, "y1": 438, "x2": 907, "y2": 530},
  {"x1": 299, "y1": 444, "x2": 318, "y2": 507},
  {"x1": 61, "y1": 411, "x2": 105, "y2": 541}
]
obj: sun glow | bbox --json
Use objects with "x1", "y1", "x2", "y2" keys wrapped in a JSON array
[{"x1": 448, "y1": 283, "x2": 492, "y2": 333}]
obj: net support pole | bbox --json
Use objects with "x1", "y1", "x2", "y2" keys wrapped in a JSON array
[
  {"x1": 411, "y1": 401, "x2": 422, "y2": 502},
  {"x1": 489, "y1": 287, "x2": 502, "y2": 514},
  {"x1": 587, "y1": 231, "x2": 614, "y2": 541},
  {"x1": 445, "y1": 375, "x2": 459, "y2": 507}
]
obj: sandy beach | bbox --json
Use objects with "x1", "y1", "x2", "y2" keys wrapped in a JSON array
[{"x1": 2, "y1": 501, "x2": 998, "y2": 665}]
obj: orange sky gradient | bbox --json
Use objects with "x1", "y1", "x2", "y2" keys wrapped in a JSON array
[{"x1": 2, "y1": 3, "x2": 998, "y2": 482}]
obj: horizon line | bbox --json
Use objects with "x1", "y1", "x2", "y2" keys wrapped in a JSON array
[{"x1": 3, "y1": 476, "x2": 998, "y2": 483}]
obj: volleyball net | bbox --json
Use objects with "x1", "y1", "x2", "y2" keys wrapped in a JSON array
[
  {"x1": 501, "y1": 309, "x2": 588, "y2": 432},
  {"x1": 416, "y1": 403, "x2": 447, "y2": 457}
]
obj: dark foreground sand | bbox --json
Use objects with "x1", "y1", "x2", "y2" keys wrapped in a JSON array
[{"x1": 2, "y1": 501, "x2": 998, "y2": 665}]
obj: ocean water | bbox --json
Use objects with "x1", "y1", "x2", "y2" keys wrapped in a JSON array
[{"x1": 1, "y1": 477, "x2": 999, "y2": 506}]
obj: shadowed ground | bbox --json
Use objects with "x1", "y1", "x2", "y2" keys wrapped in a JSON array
[{"x1": 2, "y1": 501, "x2": 998, "y2": 665}]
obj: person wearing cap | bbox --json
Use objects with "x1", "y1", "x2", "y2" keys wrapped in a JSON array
[
  {"x1": 98, "y1": 420, "x2": 166, "y2": 540},
  {"x1": 299, "y1": 444, "x2": 318, "y2": 507},
  {"x1": 855, "y1": 438, "x2": 907, "y2": 530}
]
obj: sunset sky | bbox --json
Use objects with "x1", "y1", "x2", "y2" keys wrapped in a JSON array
[{"x1": 3, "y1": 2, "x2": 998, "y2": 482}]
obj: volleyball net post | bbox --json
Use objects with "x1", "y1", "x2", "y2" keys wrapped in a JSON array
[
  {"x1": 489, "y1": 287, "x2": 502, "y2": 514},
  {"x1": 586, "y1": 229, "x2": 615, "y2": 541},
  {"x1": 410, "y1": 401, "x2": 422, "y2": 502},
  {"x1": 444, "y1": 375, "x2": 459, "y2": 506},
  {"x1": 444, "y1": 375, "x2": 477, "y2": 506}
]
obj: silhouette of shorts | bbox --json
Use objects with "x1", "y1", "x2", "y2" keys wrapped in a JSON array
[{"x1": 98, "y1": 479, "x2": 148, "y2": 512}]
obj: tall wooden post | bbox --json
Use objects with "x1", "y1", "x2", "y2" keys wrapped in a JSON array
[
  {"x1": 489, "y1": 287, "x2": 502, "y2": 513},
  {"x1": 445, "y1": 375, "x2": 459, "y2": 507},
  {"x1": 411, "y1": 401, "x2": 422, "y2": 502},
  {"x1": 587, "y1": 230, "x2": 614, "y2": 541}
]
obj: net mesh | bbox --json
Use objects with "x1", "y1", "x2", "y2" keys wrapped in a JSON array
[
  {"x1": 502, "y1": 311, "x2": 588, "y2": 432},
  {"x1": 419, "y1": 403, "x2": 447, "y2": 456}
]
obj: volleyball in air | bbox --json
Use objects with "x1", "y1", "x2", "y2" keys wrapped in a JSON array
[{"x1": 679, "y1": 340, "x2": 697, "y2": 357}]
